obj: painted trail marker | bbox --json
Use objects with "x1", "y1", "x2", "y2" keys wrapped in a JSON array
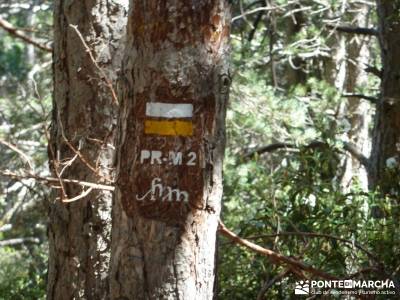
[
  {"x1": 144, "y1": 102, "x2": 193, "y2": 136},
  {"x1": 145, "y1": 102, "x2": 193, "y2": 118},
  {"x1": 123, "y1": 99, "x2": 212, "y2": 223}
]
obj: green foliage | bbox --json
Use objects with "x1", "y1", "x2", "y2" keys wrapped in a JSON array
[
  {"x1": 218, "y1": 2, "x2": 397, "y2": 299},
  {"x1": 0, "y1": 246, "x2": 47, "y2": 300},
  {"x1": 0, "y1": 2, "x2": 52, "y2": 299}
]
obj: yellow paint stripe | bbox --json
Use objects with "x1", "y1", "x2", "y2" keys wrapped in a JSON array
[{"x1": 144, "y1": 120, "x2": 193, "y2": 136}]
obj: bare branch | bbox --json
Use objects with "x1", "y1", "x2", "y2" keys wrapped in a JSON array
[
  {"x1": 0, "y1": 170, "x2": 115, "y2": 192},
  {"x1": 243, "y1": 141, "x2": 370, "y2": 170},
  {"x1": 0, "y1": 224, "x2": 12, "y2": 233},
  {"x1": 244, "y1": 142, "x2": 298, "y2": 159},
  {"x1": 63, "y1": 137, "x2": 113, "y2": 183},
  {"x1": 45, "y1": 127, "x2": 67, "y2": 199},
  {"x1": 62, "y1": 187, "x2": 93, "y2": 203},
  {"x1": 342, "y1": 93, "x2": 378, "y2": 104},
  {"x1": 0, "y1": 16, "x2": 52, "y2": 52},
  {"x1": 364, "y1": 65, "x2": 383, "y2": 78},
  {"x1": 218, "y1": 221, "x2": 337, "y2": 280},
  {"x1": 326, "y1": 24, "x2": 378, "y2": 36},
  {"x1": 69, "y1": 24, "x2": 118, "y2": 104},
  {"x1": 0, "y1": 139, "x2": 34, "y2": 171},
  {"x1": 246, "y1": 231, "x2": 379, "y2": 264},
  {"x1": 0, "y1": 237, "x2": 40, "y2": 247},
  {"x1": 232, "y1": 6, "x2": 279, "y2": 23},
  {"x1": 342, "y1": 142, "x2": 370, "y2": 170}
]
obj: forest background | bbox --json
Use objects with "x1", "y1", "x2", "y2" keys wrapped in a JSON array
[{"x1": 0, "y1": 0, "x2": 399, "y2": 299}]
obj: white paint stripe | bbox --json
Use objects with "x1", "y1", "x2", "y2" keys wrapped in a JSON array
[{"x1": 146, "y1": 102, "x2": 193, "y2": 118}]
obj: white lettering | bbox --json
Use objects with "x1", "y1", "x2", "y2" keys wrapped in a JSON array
[
  {"x1": 136, "y1": 178, "x2": 163, "y2": 201},
  {"x1": 169, "y1": 151, "x2": 183, "y2": 165},
  {"x1": 187, "y1": 152, "x2": 197, "y2": 166},
  {"x1": 140, "y1": 150, "x2": 151, "y2": 163},
  {"x1": 136, "y1": 177, "x2": 189, "y2": 203},
  {"x1": 165, "y1": 187, "x2": 189, "y2": 203},
  {"x1": 151, "y1": 151, "x2": 162, "y2": 165}
]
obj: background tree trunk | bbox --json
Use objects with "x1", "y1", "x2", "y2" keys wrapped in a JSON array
[
  {"x1": 48, "y1": 1, "x2": 127, "y2": 299},
  {"x1": 111, "y1": 1, "x2": 231, "y2": 299},
  {"x1": 370, "y1": 1, "x2": 400, "y2": 194},
  {"x1": 340, "y1": 2, "x2": 372, "y2": 192}
]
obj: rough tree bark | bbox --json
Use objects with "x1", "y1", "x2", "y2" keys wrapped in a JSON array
[
  {"x1": 48, "y1": 1, "x2": 127, "y2": 299},
  {"x1": 111, "y1": 1, "x2": 231, "y2": 299},
  {"x1": 370, "y1": 0, "x2": 400, "y2": 194}
]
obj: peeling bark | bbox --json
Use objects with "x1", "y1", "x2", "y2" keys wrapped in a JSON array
[
  {"x1": 48, "y1": 1, "x2": 127, "y2": 299},
  {"x1": 111, "y1": 1, "x2": 231, "y2": 299}
]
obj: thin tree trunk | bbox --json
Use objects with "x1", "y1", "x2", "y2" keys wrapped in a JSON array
[
  {"x1": 111, "y1": 1, "x2": 231, "y2": 299},
  {"x1": 48, "y1": 1, "x2": 127, "y2": 299},
  {"x1": 370, "y1": 1, "x2": 400, "y2": 194}
]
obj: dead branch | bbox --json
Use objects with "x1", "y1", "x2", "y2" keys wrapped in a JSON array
[
  {"x1": 244, "y1": 143, "x2": 298, "y2": 159},
  {"x1": 364, "y1": 65, "x2": 383, "y2": 78},
  {"x1": 232, "y1": 6, "x2": 281, "y2": 23},
  {"x1": 0, "y1": 224, "x2": 12, "y2": 232},
  {"x1": 342, "y1": 142, "x2": 370, "y2": 170},
  {"x1": 0, "y1": 237, "x2": 40, "y2": 247},
  {"x1": 62, "y1": 137, "x2": 113, "y2": 183},
  {"x1": 0, "y1": 139, "x2": 34, "y2": 171},
  {"x1": 0, "y1": 170, "x2": 114, "y2": 192},
  {"x1": 326, "y1": 24, "x2": 378, "y2": 36},
  {"x1": 218, "y1": 221, "x2": 337, "y2": 280},
  {"x1": 342, "y1": 93, "x2": 378, "y2": 104},
  {"x1": 45, "y1": 127, "x2": 67, "y2": 199},
  {"x1": 62, "y1": 187, "x2": 93, "y2": 203},
  {"x1": 243, "y1": 141, "x2": 370, "y2": 170},
  {"x1": 69, "y1": 24, "x2": 118, "y2": 104},
  {"x1": 0, "y1": 16, "x2": 52, "y2": 52},
  {"x1": 246, "y1": 231, "x2": 379, "y2": 264}
]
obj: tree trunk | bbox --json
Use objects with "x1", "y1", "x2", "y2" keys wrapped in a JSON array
[
  {"x1": 370, "y1": 1, "x2": 400, "y2": 194},
  {"x1": 111, "y1": 1, "x2": 231, "y2": 299},
  {"x1": 340, "y1": 2, "x2": 372, "y2": 192},
  {"x1": 48, "y1": 1, "x2": 127, "y2": 299}
]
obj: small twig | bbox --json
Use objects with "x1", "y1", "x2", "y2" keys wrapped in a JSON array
[
  {"x1": 218, "y1": 221, "x2": 337, "y2": 280},
  {"x1": 62, "y1": 187, "x2": 94, "y2": 203},
  {"x1": 45, "y1": 127, "x2": 67, "y2": 199},
  {"x1": 232, "y1": 6, "x2": 279, "y2": 23},
  {"x1": 0, "y1": 16, "x2": 52, "y2": 52},
  {"x1": 0, "y1": 139, "x2": 34, "y2": 171},
  {"x1": 69, "y1": 24, "x2": 118, "y2": 104},
  {"x1": 62, "y1": 138, "x2": 112, "y2": 182},
  {"x1": 239, "y1": 0, "x2": 254, "y2": 29}
]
